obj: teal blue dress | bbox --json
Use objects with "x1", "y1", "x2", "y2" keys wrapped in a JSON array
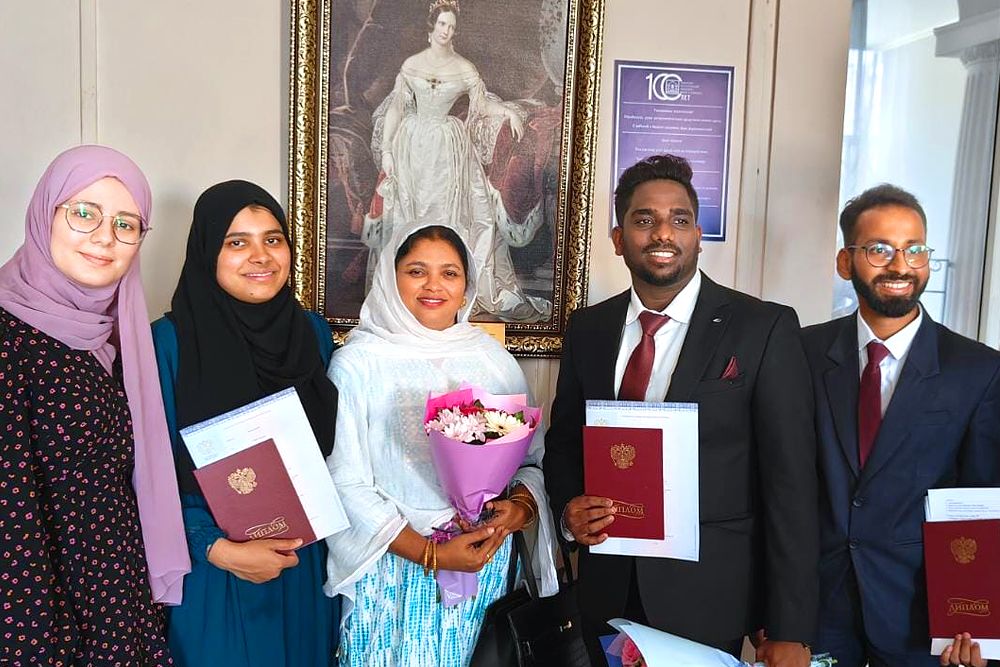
[{"x1": 152, "y1": 313, "x2": 339, "y2": 667}]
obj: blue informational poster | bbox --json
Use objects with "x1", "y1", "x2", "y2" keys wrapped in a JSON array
[{"x1": 612, "y1": 60, "x2": 735, "y2": 241}]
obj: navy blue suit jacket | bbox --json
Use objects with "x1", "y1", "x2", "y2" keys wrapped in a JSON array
[{"x1": 802, "y1": 313, "x2": 1000, "y2": 653}]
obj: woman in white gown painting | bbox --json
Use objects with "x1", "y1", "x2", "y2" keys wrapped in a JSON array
[{"x1": 363, "y1": 0, "x2": 552, "y2": 323}]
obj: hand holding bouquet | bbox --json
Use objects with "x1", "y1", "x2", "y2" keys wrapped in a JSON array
[{"x1": 423, "y1": 385, "x2": 541, "y2": 606}]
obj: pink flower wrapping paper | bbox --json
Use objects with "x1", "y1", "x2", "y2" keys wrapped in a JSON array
[{"x1": 424, "y1": 385, "x2": 541, "y2": 606}]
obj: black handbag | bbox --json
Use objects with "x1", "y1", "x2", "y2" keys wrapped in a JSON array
[{"x1": 470, "y1": 531, "x2": 591, "y2": 667}]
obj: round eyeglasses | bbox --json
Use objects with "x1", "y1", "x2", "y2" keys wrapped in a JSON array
[
  {"x1": 845, "y1": 243, "x2": 934, "y2": 269},
  {"x1": 58, "y1": 201, "x2": 149, "y2": 245}
]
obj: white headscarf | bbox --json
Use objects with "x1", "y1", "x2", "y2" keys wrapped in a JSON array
[{"x1": 351, "y1": 222, "x2": 493, "y2": 350}]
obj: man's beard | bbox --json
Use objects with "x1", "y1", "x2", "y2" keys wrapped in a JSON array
[
  {"x1": 627, "y1": 243, "x2": 693, "y2": 288},
  {"x1": 851, "y1": 269, "x2": 926, "y2": 318}
]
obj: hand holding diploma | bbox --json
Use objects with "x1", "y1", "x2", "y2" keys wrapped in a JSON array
[
  {"x1": 939, "y1": 633, "x2": 987, "y2": 667},
  {"x1": 563, "y1": 495, "x2": 616, "y2": 545},
  {"x1": 207, "y1": 537, "x2": 303, "y2": 584}
]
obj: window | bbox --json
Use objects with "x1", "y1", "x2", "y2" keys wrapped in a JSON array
[{"x1": 835, "y1": 0, "x2": 1000, "y2": 339}]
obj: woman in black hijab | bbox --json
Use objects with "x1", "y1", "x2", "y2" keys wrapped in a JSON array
[{"x1": 152, "y1": 180, "x2": 339, "y2": 667}]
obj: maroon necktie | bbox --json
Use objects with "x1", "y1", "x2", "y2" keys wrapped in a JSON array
[
  {"x1": 858, "y1": 341, "x2": 890, "y2": 467},
  {"x1": 618, "y1": 311, "x2": 670, "y2": 401}
]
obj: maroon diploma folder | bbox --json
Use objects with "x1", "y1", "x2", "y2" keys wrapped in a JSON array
[
  {"x1": 193, "y1": 438, "x2": 317, "y2": 544},
  {"x1": 924, "y1": 519, "x2": 1000, "y2": 639},
  {"x1": 583, "y1": 426, "x2": 664, "y2": 539}
]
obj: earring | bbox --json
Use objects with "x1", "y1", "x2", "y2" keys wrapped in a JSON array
[{"x1": 461, "y1": 296, "x2": 468, "y2": 307}]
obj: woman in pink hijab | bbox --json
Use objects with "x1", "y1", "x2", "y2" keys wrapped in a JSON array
[{"x1": 0, "y1": 145, "x2": 190, "y2": 665}]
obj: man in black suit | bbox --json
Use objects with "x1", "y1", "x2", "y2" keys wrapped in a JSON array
[
  {"x1": 543, "y1": 154, "x2": 818, "y2": 667},
  {"x1": 803, "y1": 184, "x2": 1000, "y2": 667}
]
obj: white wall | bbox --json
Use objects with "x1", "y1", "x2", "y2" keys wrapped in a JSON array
[
  {"x1": 0, "y1": 0, "x2": 852, "y2": 405},
  {"x1": 0, "y1": 0, "x2": 286, "y2": 317},
  {"x1": 762, "y1": 0, "x2": 852, "y2": 325}
]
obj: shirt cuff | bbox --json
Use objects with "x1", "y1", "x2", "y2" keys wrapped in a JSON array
[{"x1": 559, "y1": 512, "x2": 575, "y2": 542}]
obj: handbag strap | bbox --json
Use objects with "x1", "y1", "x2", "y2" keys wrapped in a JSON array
[
  {"x1": 505, "y1": 530, "x2": 540, "y2": 598},
  {"x1": 559, "y1": 542, "x2": 576, "y2": 585}
]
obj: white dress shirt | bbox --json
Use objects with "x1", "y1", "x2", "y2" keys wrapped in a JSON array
[
  {"x1": 613, "y1": 271, "x2": 702, "y2": 401},
  {"x1": 856, "y1": 308, "x2": 923, "y2": 416}
]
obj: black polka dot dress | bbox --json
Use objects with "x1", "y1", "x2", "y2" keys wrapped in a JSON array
[{"x1": 1, "y1": 309, "x2": 172, "y2": 666}]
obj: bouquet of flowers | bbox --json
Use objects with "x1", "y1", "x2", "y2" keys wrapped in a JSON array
[
  {"x1": 603, "y1": 619, "x2": 837, "y2": 667},
  {"x1": 423, "y1": 385, "x2": 541, "y2": 606}
]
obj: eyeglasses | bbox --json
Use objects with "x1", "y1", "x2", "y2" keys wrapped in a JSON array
[
  {"x1": 845, "y1": 243, "x2": 934, "y2": 268},
  {"x1": 58, "y1": 201, "x2": 149, "y2": 245}
]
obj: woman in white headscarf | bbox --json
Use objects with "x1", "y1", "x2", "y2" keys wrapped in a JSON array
[{"x1": 324, "y1": 224, "x2": 557, "y2": 666}]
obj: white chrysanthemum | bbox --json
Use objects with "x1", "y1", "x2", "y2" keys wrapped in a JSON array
[{"x1": 441, "y1": 414, "x2": 486, "y2": 443}]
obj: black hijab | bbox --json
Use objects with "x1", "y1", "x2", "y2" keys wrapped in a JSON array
[{"x1": 168, "y1": 180, "x2": 337, "y2": 493}]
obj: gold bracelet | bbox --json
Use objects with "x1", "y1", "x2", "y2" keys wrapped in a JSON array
[
  {"x1": 508, "y1": 497, "x2": 537, "y2": 528},
  {"x1": 421, "y1": 538, "x2": 432, "y2": 576},
  {"x1": 432, "y1": 540, "x2": 438, "y2": 578},
  {"x1": 509, "y1": 491, "x2": 538, "y2": 516},
  {"x1": 508, "y1": 490, "x2": 536, "y2": 506}
]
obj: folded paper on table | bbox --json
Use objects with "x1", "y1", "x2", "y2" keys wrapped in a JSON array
[
  {"x1": 585, "y1": 400, "x2": 699, "y2": 560},
  {"x1": 194, "y1": 438, "x2": 316, "y2": 543},
  {"x1": 180, "y1": 387, "x2": 349, "y2": 543},
  {"x1": 584, "y1": 425, "x2": 664, "y2": 539}
]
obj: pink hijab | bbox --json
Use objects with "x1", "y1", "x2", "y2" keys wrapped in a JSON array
[{"x1": 0, "y1": 145, "x2": 191, "y2": 604}]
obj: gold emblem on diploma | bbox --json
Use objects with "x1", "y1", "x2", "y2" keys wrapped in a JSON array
[
  {"x1": 227, "y1": 467, "x2": 258, "y2": 495},
  {"x1": 951, "y1": 536, "x2": 977, "y2": 565},
  {"x1": 610, "y1": 443, "x2": 636, "y2": 469}
]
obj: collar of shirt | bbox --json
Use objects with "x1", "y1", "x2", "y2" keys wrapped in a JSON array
[
  {"x1": 625, "y1": 271, "x2": 702, "y2": 329},
  {"x1": 855, "y1": 306, "x2": 923, "y2": 362}
]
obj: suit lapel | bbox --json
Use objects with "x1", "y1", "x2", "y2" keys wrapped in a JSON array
[
  {"x1": 665, "y1": 274, "x2": 730, "y2": 402},
  {"x1": 594, "y1": 291, "x2": 629, "y2": 400},
  {"x1": 823, "y1": 319, "x2": 862, "y2": 479},
  {"x1": 859, "y1": 316, "x2": 940, "y2": 486}
]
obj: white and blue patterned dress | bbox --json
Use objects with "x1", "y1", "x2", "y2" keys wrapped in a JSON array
[
  {"x1": 325, "y1": 330, "x2": 558, "y2": 667},
  {"x1": 338, "y1": 539, "x2": 512, "y2": 666}
]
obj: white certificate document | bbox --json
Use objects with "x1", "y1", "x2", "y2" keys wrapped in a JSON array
[
  {"x1": 586, "y1": 400, "x2": 699, "y2": 561},
  {"x1": 925, "y1": 487, "x2": 1000, "y2": 659},
  {"x1": 180, "y1": 387, "x2": 350, "y2": 541},
  {"x1": 925, "y1": 487, "x2": 1000, "y2": 522}
]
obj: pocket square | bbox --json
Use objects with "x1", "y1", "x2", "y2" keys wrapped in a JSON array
[{"x1": 721, "y1": 355, "x2": 740, "y2": 380}]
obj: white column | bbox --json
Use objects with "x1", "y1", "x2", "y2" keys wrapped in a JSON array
[
  {"x1": 942, "y1": 41, "x2": 999, "y2": 337},
  {"x1": 936, "y1": 6, "x2": 1000, "y2": 338}
]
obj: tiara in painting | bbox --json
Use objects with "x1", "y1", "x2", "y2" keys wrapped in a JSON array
[{"x1": 429, "y1": 0, "x2": 459, "y2": 14}]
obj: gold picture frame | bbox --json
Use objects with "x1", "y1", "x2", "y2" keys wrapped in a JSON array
[{"x1": 288, "y1": 0, "x2": 604, "y2": 357}]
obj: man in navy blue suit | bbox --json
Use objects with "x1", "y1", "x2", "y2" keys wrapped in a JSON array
[{"x1": 802, "y1": 184, "x2": 1000, "y2": 667}]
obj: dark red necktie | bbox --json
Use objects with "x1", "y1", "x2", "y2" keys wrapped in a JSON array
[
  {"x1": 858, "y1": 341, "x2": 890, "y2": 467},
  {"x1": 618, "y1": 311, "x2": 670, "y2": 401}
]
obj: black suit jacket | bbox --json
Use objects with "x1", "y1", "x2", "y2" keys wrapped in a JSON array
[
  {"x1": 802, "y1": 313, "x2": 1000, "y2": 653},
  {"x1": 543, "y1": 274, "x2": 819, "y2": 645}
]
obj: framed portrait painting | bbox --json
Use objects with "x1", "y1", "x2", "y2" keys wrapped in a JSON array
[{"x1": 288, "y1": 0, "x2": 605, "y2": 356}]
